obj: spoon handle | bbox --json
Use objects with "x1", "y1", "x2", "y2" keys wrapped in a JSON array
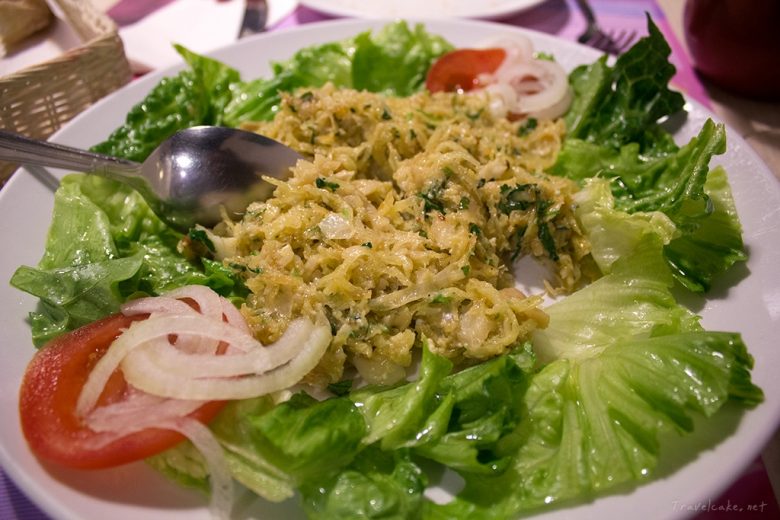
[{"x1": 0, "y1": 130, "x2": 141, "y2": 180}]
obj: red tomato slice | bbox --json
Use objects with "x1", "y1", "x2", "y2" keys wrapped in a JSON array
[
  {"x1": 425, "y1": 48, "x2": 507, "y2": 93},
  {"x1": 19, "y1": 313, "x2": 226, "y2": 469}
]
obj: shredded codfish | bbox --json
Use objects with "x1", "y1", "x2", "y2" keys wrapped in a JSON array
[{"x1": 184, "y1": 84, "x2": 588, "y2": 386}]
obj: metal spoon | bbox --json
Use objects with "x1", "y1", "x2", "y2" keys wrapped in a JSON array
[{"x1": 0, "y1": 126, "x2": 302, "y2": 232}]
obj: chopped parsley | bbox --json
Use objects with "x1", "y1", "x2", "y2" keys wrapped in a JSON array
[
  {"x1": 498, "y1": 184, "x2": 539, "y2": 214},
  {"x1": 537, "y1": 221, "x2": 559, "y2": 261},
  {"x1": 187, "y1": 228, "x2": 215, "y2": 252},
  {"x1": 517, "y1": 117, "x2": 538, "y2": 136},
  {"x1": 327, "y1": 379, "x2": 354, "y2": 396},
  {"x1": 431, "y1": 294, "x2": 452, "y2": 304},
  {"x1": 419, "y1": 180, "x2": 447, "y2": 214},
  {"x1": 510, "y1": 226, "x2": 527, "y2": 261},
  {"x1": 466, "y1": 109, "x2": 484, "y2": 121},
  {"x1": 229, "y1": 262, "x2": 263, "y2": 275},
  {"x1": 316, "y1": 177, "x2": 340, "y2": 192},
  {"x1": 534, "y1": 51, "x2": 555, "y2": 61}
]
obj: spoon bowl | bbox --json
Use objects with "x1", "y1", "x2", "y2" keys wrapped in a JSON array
[{"x1": 0, "y1": 126, "x2": 302, "y2": 232}]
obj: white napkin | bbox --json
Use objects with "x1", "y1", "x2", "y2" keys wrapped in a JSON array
[{"x1": 119, "y1": 0, "x2": 298, "y2": 72}]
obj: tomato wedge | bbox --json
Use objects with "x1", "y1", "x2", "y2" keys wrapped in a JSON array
[
  {"x1": 19, "y1": 313, "x2": 226, "y2": 469},
  {"x1": 425, "y1": 48, "x2": 507, "y2": 93}
]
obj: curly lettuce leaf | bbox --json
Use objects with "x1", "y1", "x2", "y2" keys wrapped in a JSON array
[
  {"x1": 92, "y1": 46, "x2": 240, "y2": 161},
  {"x1": 428, "y1": 234, "x2": 762, "y2": 519},
  {"x1": 663, "y1": 166, "x2": 747, "y2": 292},
  {"x1": 9, "y1": 176, "x2": 145, "y2": 345},
  {"x1": 554, "y1": 19, "x2": 743, "y2": 292},
  {"x1": 532, "y1": 234, "x2": 701, "y2": 363},
  {"x1": 564, "y1": 16, "x2": 684, "y2": 153},
  {"x1": 148, "y1": 396, "x2": 296, "y2": 502},
  {"x1": 301, "y1": 447, "x2": 427, "y2": 520},
  {"x1": 413, "y1": 346, "x2": 532, "y2": 475},
  {"x1": 221, "y1": 41, "x2": 354, "y2": 125},
  {"x1": 564, "y1": 121, "x2": 744, "y2": 292},
  {"x1": 351, "y1": 21, "x2": 453, "y2": 96},
  {"x1": 242, "y1": 392, "x2": 367, "y2": 484},
  {"x1": 10, "y1": 255, "x2": 143, "y2": 346},
  {"x1": 351, "y1": 343, "x2": 453, "y2": 449},
  {"x1": 432, "y1": 331, "x2": 760, "y2": 519},
  {"x1": 573, "y1": 178, "x2": 678, "y2": 274},
  {"x1": 9, "y1": 174, "x2": 246, "y2": 344}
]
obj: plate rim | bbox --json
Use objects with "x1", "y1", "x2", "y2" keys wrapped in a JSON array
[{"x1": 298, "y1": 0, "x2": 549, "y2": 20}]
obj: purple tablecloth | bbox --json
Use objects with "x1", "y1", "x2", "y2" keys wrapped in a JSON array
[{"x1": 2, "y1": 1, "x2": 777, "y2": 519}]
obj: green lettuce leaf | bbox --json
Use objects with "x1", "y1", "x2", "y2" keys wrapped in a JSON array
[
  {"x1": 92, "y1": 46, "x2": 241, "y2": 161},
  {"x1": 10, "y1": 255, "x2": 143, "y2": 346},
  {"x1": 563, "y1": 121, "x2": 744, "y2": 292},
  {"x1": 413, "y1": 346, "x2": 532, "y2": 475},
  {"x1": 553, "y1": 120, "x2": 726, "y2": 220},
  {"x1": 148, "y1": 397, "x2": 296, "y2": 502},
  {"x1": 244, "y1": 392, "x2": 367, "y2": 484},
  {"x1": 301, "y1": 447, "x2": 427, "y2": 520},
  {"x1": 221, "y1": 41, "x2": 353, "y2": 125},
  {"x1": 432, "y1": 331, "x2": 761, "y2": 519},
  {"x1": 9, "y1": 176, "x2": 145, "y2": 345},
  {"x1": 351, "y1": 342, "x2": 453, "y2": 449},
  {"x1": 564, "y1": 16, "x2": 684, "y2": 153},
  {"x1": 664, "y1": 166, "x2": 747, "y2": 292},
  {"x1": 428, "y1": 234, "x2": 762, "y2": 519},
  {"x1": 554, "y1": 18, "x2": 743, "y2": 292},
  {"x1": 351, "y1": 21, "x2": 453, "y2": 96},
  {"x1": 9, "y1": 174, "x2": 246, "y2": 343},
  {"x1": 532, "y1": 234, "x2": 700, "y2": 363},
  {"x1": 573, "y1": 178, "x2": 678, "y2": 274}
]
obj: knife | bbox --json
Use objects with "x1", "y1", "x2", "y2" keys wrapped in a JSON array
[{"x1": 238, "y1": 0, "x2": 268, "y2": 38}]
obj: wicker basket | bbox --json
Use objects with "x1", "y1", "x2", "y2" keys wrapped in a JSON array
[{"x1": 0, "y1": 0, "x2": 132, "y2": 185}]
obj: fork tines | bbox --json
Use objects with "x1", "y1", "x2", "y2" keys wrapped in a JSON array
[{"x1": 587, "y1": 29, "x2": 637, "y2": 55}]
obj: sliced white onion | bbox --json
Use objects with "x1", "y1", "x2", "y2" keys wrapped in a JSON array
[
  {"x1": 121, "y1": 297, "x2": 197, "y2": 317},
  {"x1": 79, "y1": 284, "x2": 332, "y2": 415},
  {"x1": 476, "y1": 34, "x2": 534, "y2": 62},
  {"x1": 122, "y1": 317, "x2": 316, "y2": 379},
  {"x1": 319, "y1": 212, "x2": 354, "y2": 240},
  {"x1": 85, "y1": 390, "x2": 206, "y2": 435},
  {"x1": 121, "y1": 321, "x2": 331, "y2": 400},
  {"x1": 512, "y1": 60, "x2": 572, "y2": 119},
  {"x1": 165, "y1": 285, "x2": 225, "y2": 318},
  {"x1": 220, "y1": 298, "x2": 250, "y2": 333},
  {"x1": 164, "y1": 417, "x2": 234, "y2": 520},
  {"x1": 472, "y1": 36, "x2": 573, "y2": 121},
  {"x1": 75, "y1": 315, "x2": 266, "y2": 417}
]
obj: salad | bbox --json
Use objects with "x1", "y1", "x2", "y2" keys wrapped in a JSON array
[{"x1": 9, "y1": 19, "x2": 763, "y2": 520}]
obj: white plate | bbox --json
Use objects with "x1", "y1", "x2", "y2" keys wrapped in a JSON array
[
  {"x1": 300, "y1": 0, "x2": 547, "y2": 19},
  {"x1": 1, "y1": 17, "x2": 779, "y2": 520}
]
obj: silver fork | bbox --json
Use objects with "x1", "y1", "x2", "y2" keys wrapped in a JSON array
[{"x1": 575, "y1": 0, "x2": 637, "y2": 55}]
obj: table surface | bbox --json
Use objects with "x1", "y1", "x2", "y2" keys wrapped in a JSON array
[{"x1": 1, "y1": 0, "x2": 778, "y2": 519}]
